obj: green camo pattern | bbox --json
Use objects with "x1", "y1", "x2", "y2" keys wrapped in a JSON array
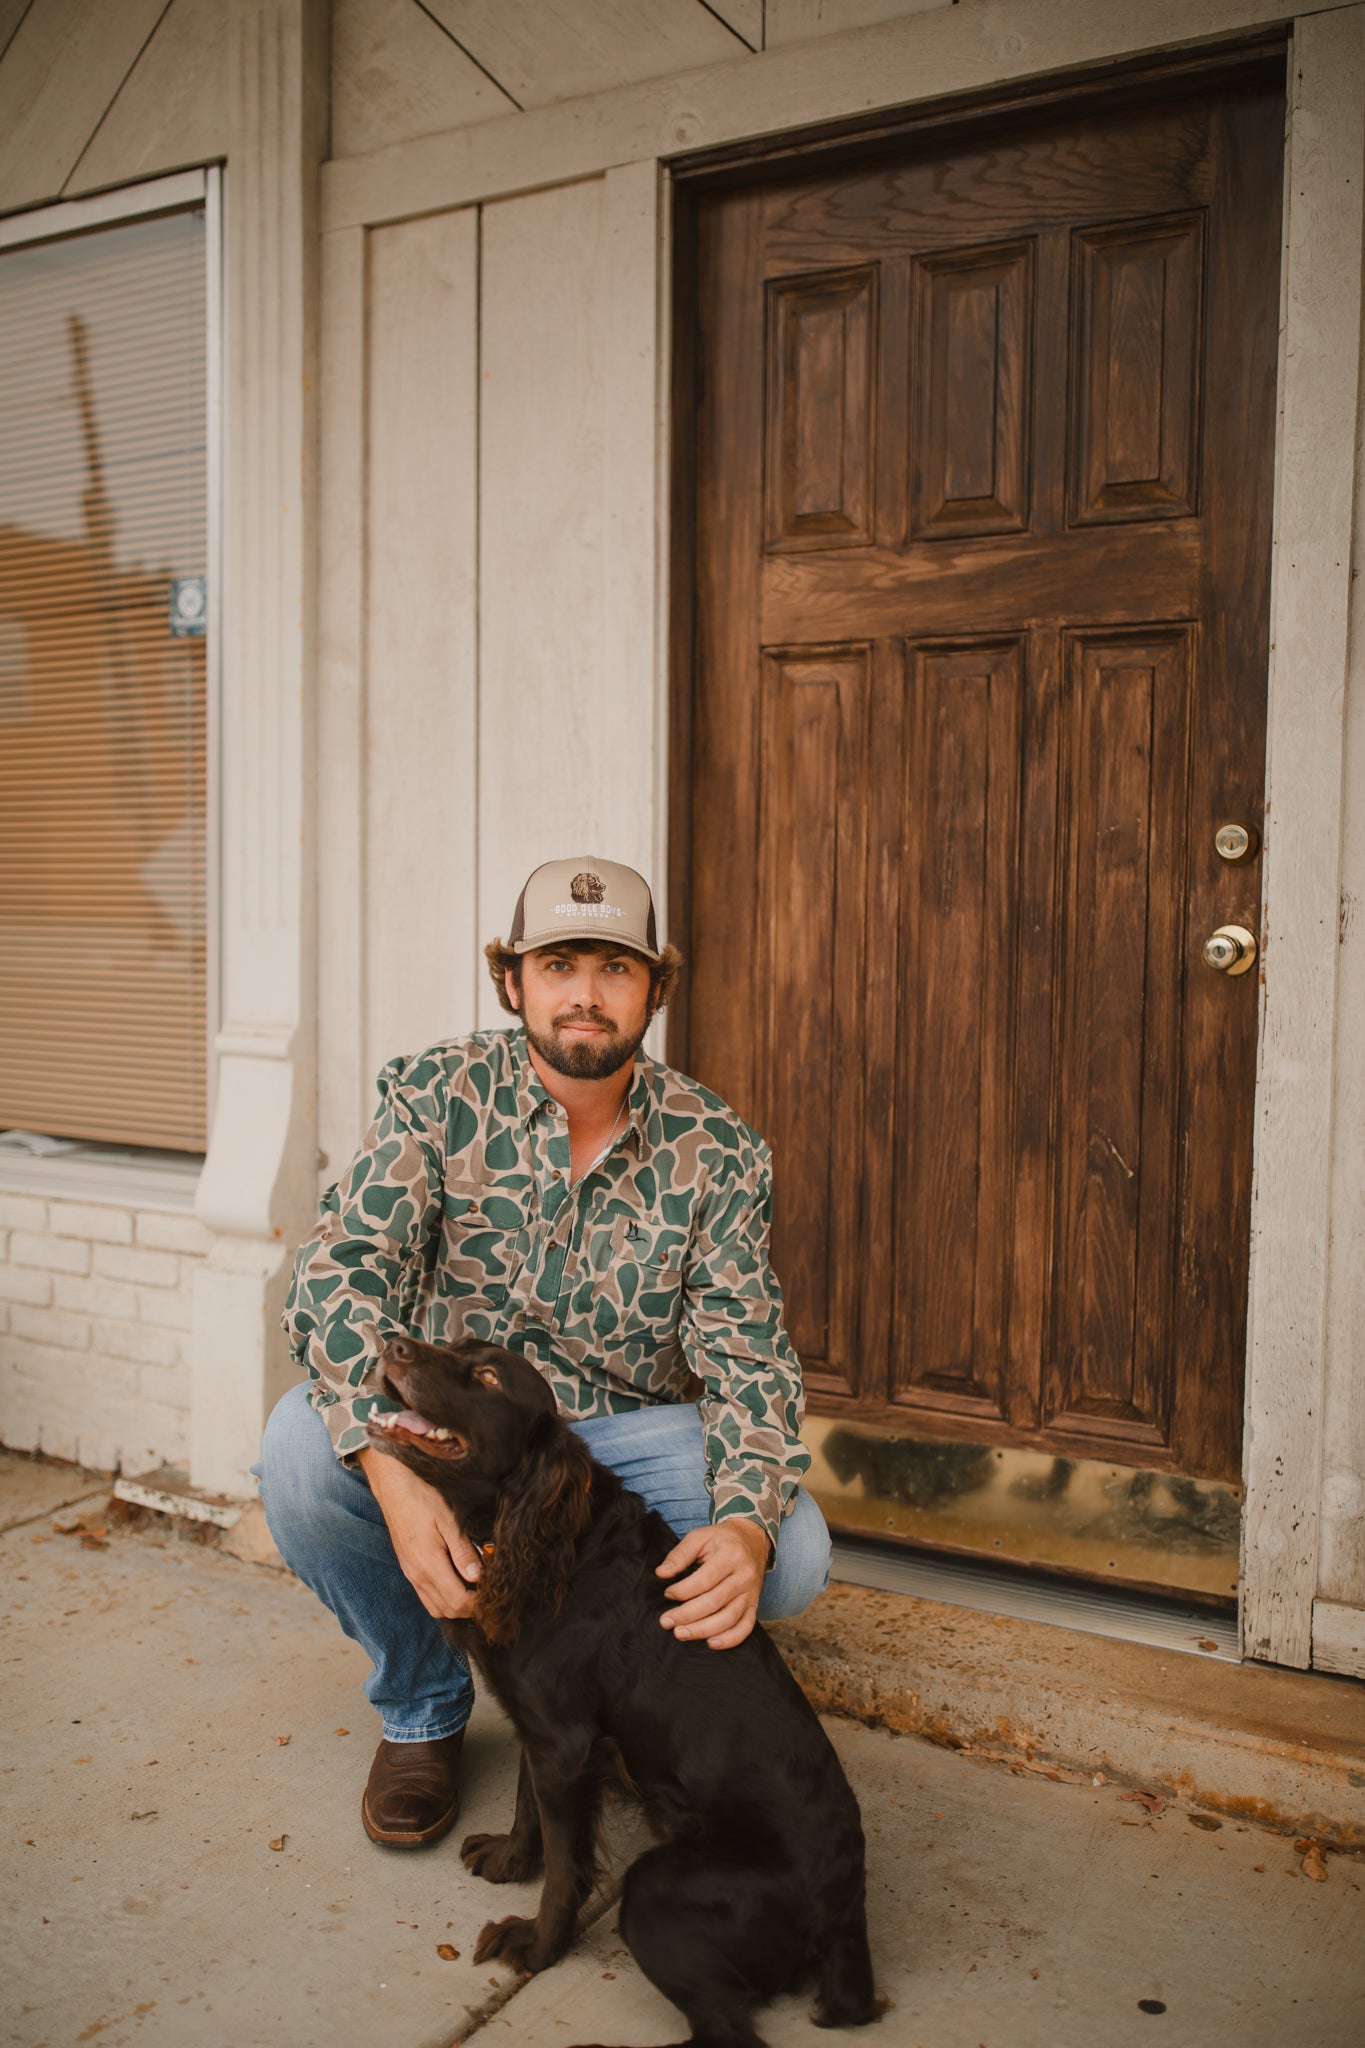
[{"x1": 281, "y1": 1029, "x2": 809, "y2": 1543}]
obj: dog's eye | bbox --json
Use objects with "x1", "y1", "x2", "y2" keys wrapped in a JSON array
[{"x1": 474, "y1": 1366, "x2": 500, "y2": 1387}]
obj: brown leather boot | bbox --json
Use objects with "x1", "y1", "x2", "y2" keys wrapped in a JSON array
[{"x1": 361, "y1": 1729, "x2": 465, "y2": 1848}]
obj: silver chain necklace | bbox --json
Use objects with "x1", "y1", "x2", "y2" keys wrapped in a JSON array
[{"x1": 568, "y1": 1093, "x2": 629, "y2": 1193}]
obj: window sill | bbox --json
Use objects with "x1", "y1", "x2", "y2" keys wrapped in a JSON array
[{"x1": 0, "y1": 1145, "x2": 202, "y2": 1213}]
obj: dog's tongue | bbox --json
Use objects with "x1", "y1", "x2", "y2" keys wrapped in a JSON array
[{"x1": 389, "y1": 1408, "x2": 436, "y2": 1435}]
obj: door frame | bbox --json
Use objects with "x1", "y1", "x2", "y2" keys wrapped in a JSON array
[{"x1": 664, "y1": 20, "x2": 1365, "y2": 1668}]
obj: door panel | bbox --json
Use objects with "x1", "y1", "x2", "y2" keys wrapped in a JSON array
[{"x1": 680, "y1": 62, "x2": 1284, "y2": 1487}]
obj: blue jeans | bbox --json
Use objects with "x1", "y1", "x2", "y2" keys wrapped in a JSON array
[{"x1": 255, "y1": 1380, "x2": 831, "y2": 1743}]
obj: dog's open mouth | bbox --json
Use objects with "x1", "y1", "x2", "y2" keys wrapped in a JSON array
[{"x1": 366, "y1": 1407, "x2": 469, "y2": 1461}]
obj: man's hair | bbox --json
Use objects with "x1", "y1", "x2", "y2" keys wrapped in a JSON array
[{"x1": 484, "y1": 936, "x2": 684, "y2": 1017}]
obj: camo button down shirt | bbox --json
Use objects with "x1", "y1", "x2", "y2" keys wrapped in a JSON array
[{"x1": 282, "y1": 1029, "x2": 809, "y2": 1544}]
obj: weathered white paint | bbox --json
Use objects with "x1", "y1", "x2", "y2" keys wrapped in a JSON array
[
  {"x1": 62, "y1": 0, "x2": 233, "y2": 198},
  {"x1": 363, "y1": 210, "x2": 481, "y2": 1083},
  {"x1": 0, "y1": 0, "x2": 31, "y2": 62},
  {"x1": 192, "y1": 0, "x2": 329, "y2": 1496},
  {"x1": 705, "y1": 0, "x2": 761, "y2": 51},
  {"x1": 422, "y1": 0, "x2": 742, "y2": 110},
  {"x1": 475, "y1": 176, "x2": 663, "y2": 1027},
  {"x1": 321, "y1": 0, "x2": 1352, "y2": 233},
  {"x1": 330, "y1": 0, "x2": 512, "y2": 160},
  {"x1": 1242, "y1": 5, "x2": 1365, "y2": 1669},
  {"x1": 1317, "y1": 107, "x2": 1365, "y2": 1625},
  {"x1": 316, "y1": 223, "x2": 370, "y2": 1173},
  {"x1": 0, "y1": 0, "x2": 167, "y2": 213},
  {"x1": 765, "y1": 0, "x2": 951, "y2": 48},
  {"x1": 1311, "y1": 1599, "x2": 1365, "y2": 1680}
]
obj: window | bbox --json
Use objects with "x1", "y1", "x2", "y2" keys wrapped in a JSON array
[{"x1": 0, "y1": 179, "x2": 212, "y2": 1152}]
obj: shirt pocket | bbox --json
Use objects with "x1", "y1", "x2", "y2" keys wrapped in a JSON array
[
  {"x1": 440, "y1": 1178, "x2": 530, "y2": 1309},
  {"x1": 591, "y1": 1214, "x2": 688, "y2": 1343}
]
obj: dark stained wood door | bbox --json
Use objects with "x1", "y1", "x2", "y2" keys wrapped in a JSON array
[{"x1": 677, "y1": 60, "x2": 1284, "y2": 1482}]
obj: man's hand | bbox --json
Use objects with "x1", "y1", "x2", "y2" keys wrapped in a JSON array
[
  {"x1": 358, "y1": 1447, "x2": 482, "y2": 1621},
  {"x1": 656, "y1": 1519, "x2": 770, "y2": 1650}
]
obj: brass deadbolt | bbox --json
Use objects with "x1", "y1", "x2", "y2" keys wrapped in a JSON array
[
  {"x1": 1214, "y1": 822, "x2": 1259, "y2": 864},
  {"x1": 1203, "y1": 925, "x2": 1258, "y2": 976}
]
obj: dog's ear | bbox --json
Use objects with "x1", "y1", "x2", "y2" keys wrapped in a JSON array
[{"x1": 475, "y1": 1416, "x2": 594, "y2": 1646}]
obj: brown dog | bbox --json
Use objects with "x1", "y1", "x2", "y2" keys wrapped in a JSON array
[{"x1": 366, "y1": 1333, "x2": 881, "y2": 2048}]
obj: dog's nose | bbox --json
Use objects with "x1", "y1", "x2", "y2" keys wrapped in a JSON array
[{"x1": 384, "y1": 1336, "x2": 413, "y2": 1366}]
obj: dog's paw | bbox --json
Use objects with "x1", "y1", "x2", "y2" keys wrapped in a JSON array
[
  {"x1": 473, "y1": 1915, "x2": 562, "y2": 1974},
  {"x1": 460, "y1": 1830, "x2": 543, "y2": 1883}
]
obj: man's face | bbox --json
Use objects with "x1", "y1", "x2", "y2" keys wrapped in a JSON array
[{"x1": 506, "y1": 943, "x2": 655, "y2": 1081}]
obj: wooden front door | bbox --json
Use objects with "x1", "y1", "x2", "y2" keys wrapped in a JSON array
[{"x1": 676, "y1": 58, "x2": 1283, "y2": 1484}]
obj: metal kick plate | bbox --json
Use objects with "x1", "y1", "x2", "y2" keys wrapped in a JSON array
[{"x1": 804, "y1": 1416, "x2": 1241, "y2": 1602}]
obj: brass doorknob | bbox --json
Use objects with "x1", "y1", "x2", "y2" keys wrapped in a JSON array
[{"x1": 1203, "y1": 925, "x2": 1257, "y2": 976}]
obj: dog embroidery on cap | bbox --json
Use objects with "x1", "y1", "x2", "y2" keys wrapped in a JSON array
[{"x1": 571, "y1": 872, "x2": 606, "y2": 904}]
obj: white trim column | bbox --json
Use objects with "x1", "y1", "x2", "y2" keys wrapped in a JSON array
[
  {"x1": 1242, "y1": 4, "x2": 1365, "y2": 1666},
  {"x1": 191, "y1": 0, "x2": 329, "y2": 1494}
]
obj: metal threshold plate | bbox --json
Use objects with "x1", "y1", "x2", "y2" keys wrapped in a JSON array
[{"x1": 830, "y1": 1537, "x2": 1240, "y2": 1661}]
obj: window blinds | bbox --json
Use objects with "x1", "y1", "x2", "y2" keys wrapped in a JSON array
[{"x1": 0, "y1": 206, "x2": 208, "y2": 1152}]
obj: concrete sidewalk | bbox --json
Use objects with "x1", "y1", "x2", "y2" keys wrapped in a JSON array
[{"x1": 3, "y1": 1450, "x2": 1363, "y2": 2048}]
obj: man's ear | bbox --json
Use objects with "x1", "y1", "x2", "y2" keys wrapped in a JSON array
[{"x1": 504, "y1": 966, "x2": 520, "y2": 1012}]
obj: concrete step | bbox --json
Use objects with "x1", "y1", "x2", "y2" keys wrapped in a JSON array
[{"x1": 768, "y1": 1579, "x2": 1365, "y2": 1850}]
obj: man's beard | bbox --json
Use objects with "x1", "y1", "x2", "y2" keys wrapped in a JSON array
[{"x1": 523, "y1": 1006, "x2": 649, "y2": 1081}]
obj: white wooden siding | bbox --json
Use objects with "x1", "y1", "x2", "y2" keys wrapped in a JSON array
[{"x1": 363, "y1": 212, "x2": 481, "y2": 1081}]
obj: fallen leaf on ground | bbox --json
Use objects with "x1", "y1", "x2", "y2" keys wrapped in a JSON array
[
  {"x1": 130, "y1": 1811, "x2": 158, "y2": 1822},
  {"x1": 275, "y1": 1735, "x2": 291, "y2": 1746},
  {"x1": 30, "y1": 1532, "x2": 50, "y2": 1543},
  {"x1": 269, "y1": 1835, "x2": 288, "y2": 1852},
  {"x1": 1196, "y1": 1638, "x2": 1218, "y2": 1651},
  {"x1": 1301, "y1": 1846, "x2": 1328, "y2": 1881},
  {"x1": 1188, "y1": 1813, "x2": 1222, "y2": 1831},
  {"x1": 601, "y1": 1970, "x2": 615, "y2": 1979},
  {"x1": 1029, "y1": 1969, "x2": 1040, "y2": 1979},
  {"x1": 436, "y1": 1944, "x2": 459, "y2": 1961},
  {"x1": 55, "y1": 1520, "x2": 107, "y2": 1539},
  {"x1": 1253, "y1": 1863, "x2": 1266, "y2": 1873},
  {"x1": 1121, "y1": 1791, "x2": 1166, "y2": 1818},
  {"x1": 79, "y1": 1534, "x2": 110, "y2": 1550},
  {"x1": 333, "y1": 1728, "x2": 350, "y2": 1737}
]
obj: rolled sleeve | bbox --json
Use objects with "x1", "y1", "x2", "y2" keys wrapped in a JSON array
[{"x1": 680, "y1": 1167, "x2": 810, "y2": 1551}]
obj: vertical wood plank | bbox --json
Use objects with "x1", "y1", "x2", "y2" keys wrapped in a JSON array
[
  {"x1": 315, "y1": 223, "x2": 368, "y2": 1174},
  {"x1": 478, "y1": 174, "x2": 663, "y2": 1023},
  {"x1": 363, "y1": 208, "x2": 480, "y2": 1081},
  {"x1": 1242, "y1": 5, "x2": 1365, "y2": 1666}
]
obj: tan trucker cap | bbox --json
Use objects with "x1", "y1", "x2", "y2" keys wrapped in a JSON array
[{"x1": 507, "y1": 856, "x2": 662, "y2": 961}]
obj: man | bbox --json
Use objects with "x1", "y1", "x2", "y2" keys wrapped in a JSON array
[{"x1": 258, "y1": 855, "x2": 829, "y2": 1850}]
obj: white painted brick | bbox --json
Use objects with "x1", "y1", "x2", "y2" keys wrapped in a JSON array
[
  {"x1": 9, "y1": 1231, "x2": 90, "y2": 1275},
  {"x1": 138, "y1": 1362, "x2": 191, "y2": 1413},
  {"x1": 0, "y1": 1193, "x2": 47, "y2": 1231},
  {"x1": 47, "y1": 1200, "x2": 135, "y2": 1245},
  {"x1": 138, "y1": 1286, "x2": 194, "y2": 1331},
  {"x1": 93, "y1": 1317, "x2": 187, "y2": 1368},
  {"x1": 93, "y1": 1243, "x2": 180, "y2": 1287},
  {"x1": 0, "y1": 1265, "x2": 53, "y2": 1307},
  {"x1": 54, "y1": 1272, "x2": 141, "y2": 1321},
  {"x1": 135, "y1": 1211, "x2": 212, "y2": 1256},
  {"x1": 106, "y1": 1402, "x2": 189, "y2": 1473},
  {"x1": 0, "y1": 1304, "x2": 8, "y2": 1333},
  {"x1": 10, "y1": 1304, "x2": 90, "y2": 1350},
  {"x1": 0, "y1": 1230, "x2": 7, "y2": 1259}
]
